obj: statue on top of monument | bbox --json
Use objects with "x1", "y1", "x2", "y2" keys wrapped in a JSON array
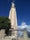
[{"x1": 11, "y1": 0, "x2": 15, "y2": 8}]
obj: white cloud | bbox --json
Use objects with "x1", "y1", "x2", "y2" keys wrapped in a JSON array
[
  {"x1": 18, "y1": 22, "x2": 30, "y2": 32},
  {"x1": 21, "y1": 22, "x2": 28, "y2": 29},
  {"x1": 18, "y1": 22, "x2": 28, "y2": 29}
]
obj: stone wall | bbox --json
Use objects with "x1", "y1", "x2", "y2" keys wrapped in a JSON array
[
  {"x1": 0, "y1": 29, "x2": 30, "y2": 40},
  {"x1": 0, "y1": 29, "x2": 17, "y2": 40},
  {"x1": 0, "y1": 29, "x2": 5, "y2": 38}
]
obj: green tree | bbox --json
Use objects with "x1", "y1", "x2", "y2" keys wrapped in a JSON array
[{"x1": 0, "y1": 17, "x2": 12, "y2": 36}]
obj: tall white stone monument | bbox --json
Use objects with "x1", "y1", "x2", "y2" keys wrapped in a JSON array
[{"x1": 9, "y1": 1, "x2": 17, "y2": 37}]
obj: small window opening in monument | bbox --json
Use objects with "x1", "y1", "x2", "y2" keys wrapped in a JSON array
[{"x1": 27, "y1": 31, "x2": 30, "y2": 38}]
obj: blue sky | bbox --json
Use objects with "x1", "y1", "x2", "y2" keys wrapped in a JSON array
[{"x1": 0, "y1": 0, "x2": 30, "y2": 26}]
